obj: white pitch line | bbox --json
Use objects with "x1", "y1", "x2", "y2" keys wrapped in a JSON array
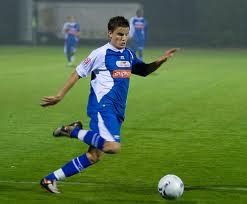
[
  {"x1": 213, "y1": 187, "x2": 247, "y2": 191},
  {"x1": 1, "y1": 180, "x2": 247, "y2": 192},
  {"x1": 186, "y1": 186, "x2": 247, "y2": 192},
  {"x1": 0, "y1": 180, "x2": 97, "y2": 185}
]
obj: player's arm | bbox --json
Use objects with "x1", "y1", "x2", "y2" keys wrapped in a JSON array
[
  {"x1": 62, "y1": 23, "x2": 69, "y2": 34},
  {"x1": 75, "y1": 24, "x2": 81, "y2": 37},
  {"x1": 75, "y1": 31, "x2": 81, "y2": 37},
  {"x1": 41, "y1": 71, "x2": 80, "y2": 107},
  {"x1": 132, "y1": 48, "x2": 179, "y2": 77}
]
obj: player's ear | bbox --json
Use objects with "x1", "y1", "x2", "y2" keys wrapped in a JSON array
[{"x1": 108, "y1": 31, "x2": 113, "y2": 39}]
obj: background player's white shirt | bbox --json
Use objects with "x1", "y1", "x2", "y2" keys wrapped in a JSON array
[
  {"x1": 62, "y1": 22, "x2": 79, "y2": 39},
  {"x1": 129, "y1": 17, "x2": 135, "y2": 39}
]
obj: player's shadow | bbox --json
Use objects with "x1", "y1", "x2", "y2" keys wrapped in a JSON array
[{"x1": 185, "y1": 185, "x2": 247, "y2": 193}]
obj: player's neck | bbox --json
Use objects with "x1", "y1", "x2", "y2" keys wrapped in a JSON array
[{"x1": 108, "y1": 42, "x2": 125, "y2": 52}]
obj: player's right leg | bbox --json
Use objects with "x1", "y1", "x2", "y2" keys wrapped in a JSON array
[
  {"x1": 53, "y1": 125, "x2": 121, "y2": 154},
  {"x1": 64, "y1": 42, "x2": 70, "y2": 64},
  {"x1": 70, "y1": 46, "x2": 77, "y2": 64},
  {"x1": 53, "y1": 112, "x2": 122, "y2": 154},
  {"x1": 53, "y1": 121, "x2": 83, "y2": 137},
  {"x1": 65, "y1": 41, "x2": 74, "y2": 66},
  {"x1": 138, "y1": 50, "x2": 143, "y2": 61}
]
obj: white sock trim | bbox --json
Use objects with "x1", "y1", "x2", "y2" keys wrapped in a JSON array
[
  {"x1": 78, "y1": 130, "x2": 88, "y2": 141},
  {"x1": 72, "y1": 159, "x2": 80, "y2": 173},
  {"x1": 54, "y1": 169, "x2": 66, "y2": 180}
]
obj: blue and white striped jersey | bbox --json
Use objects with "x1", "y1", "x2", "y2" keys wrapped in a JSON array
[
  {"x1": 62, "y1": 22, "x2": 80, "y2": 41},
  {"x1": 129, "y1": 16, "x2": 147, "y2": 42},
  {"x1": 76, "y1": 43, "x2": 143, "y2": 120}
]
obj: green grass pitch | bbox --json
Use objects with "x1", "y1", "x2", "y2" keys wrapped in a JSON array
[{"x1": 0, "y1": 46, "x2": 247, "y2": 204}]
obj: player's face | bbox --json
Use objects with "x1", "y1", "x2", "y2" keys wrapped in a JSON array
[
  {"x1": 68, "y1": 16, "x2": 75, "y2": 22},
  {"x1": 109, "y1": 27, "x2": 129, "y2": 49}
]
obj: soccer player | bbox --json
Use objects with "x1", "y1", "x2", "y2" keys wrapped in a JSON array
[
  {"x1": 40, "y1": 16, "x2": 178, "y2": 194},
  {"x1": 129, "y1": 8, "x2": 148, "y2": 60},
  {"x1": 62, "y1": 16, "x2": 80, "y2": 66}
]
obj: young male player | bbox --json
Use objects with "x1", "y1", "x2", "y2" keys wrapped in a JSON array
[
  {"x1": 40, "y1": 16, "x2": 178, "y2": 193},
  {"x1": 62, "y1": 16, "x2": 80, "y2": 66},
  {"x1": 129, "y1": 8, "x2": 148, "y2": 60}
]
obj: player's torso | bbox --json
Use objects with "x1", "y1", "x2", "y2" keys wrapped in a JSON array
[
  {"x1": 105, "y1": 48, "x2": 132, "y2": 80},
  {"x1": 65, "y1": 22, "x2": 79, "y2": 39},
  {"x1": 133, "y1": 18, "x2": 146, "y2": 37},
  {"x1": 88, "y1": 45, "x2": 134, "y2": 118}
]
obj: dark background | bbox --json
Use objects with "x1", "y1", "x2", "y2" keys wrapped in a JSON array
[{"x1": 1, "y1": 0, "x2": 247, "y2": 47}]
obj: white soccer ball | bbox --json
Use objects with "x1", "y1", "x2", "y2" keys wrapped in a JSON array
[{"x1": 158, "y1": 174, "x2": 184, "y2": 200}]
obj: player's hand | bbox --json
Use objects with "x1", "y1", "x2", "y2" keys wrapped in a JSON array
[
  {"x1": 40, "y1": 95, "x2": 62, "y2": 107},
  {"x1": 165, "y1": 48, "x2": 179, "y2": 58},
  {"x1": 159, "y1": 48, "x2": 180, "y2": 63}
]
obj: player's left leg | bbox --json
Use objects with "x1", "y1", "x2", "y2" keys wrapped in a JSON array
[
  {"x1": 70, "y1": 47, "x2": 76, "y2": 64},
  {"x1": 138, "y1": 50, "x2": 143, "y2": 61},
  {"x1": 40, "y1": 146, "x2": 104, "y2": 193},
  {"x1": 64, "y1": 41, "x2": 72, "y2": 65},
  {"x1": 66, "y1": 39, "x2": 76, "y2": 66},
  {"x1": 68, "y1": 38, "x2": 78, "y2": 65},
  {"x1": 67, "y1": 47, "x2": 73, "y2": 66},
  {"x1": 137, "y1": 44, "x2": 144, "y2": 61}
]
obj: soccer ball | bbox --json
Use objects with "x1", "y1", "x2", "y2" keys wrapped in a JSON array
[{"x1": 158, "y1": 174, "x2": 184, "y2": 200}]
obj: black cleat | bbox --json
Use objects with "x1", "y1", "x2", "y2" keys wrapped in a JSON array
[
  {"x1": 53, "y1": 121, "x2": 83, "y2": 137},
  {"x1": 40, "y1": 178, "x2": 60, "y2": 194}
]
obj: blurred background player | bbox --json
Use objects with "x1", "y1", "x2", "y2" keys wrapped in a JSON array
[
  {"x1": 62, "y1": 16, "x2": 80, "y2": 66},
  {"x1": 129, "y1": 8, "x2": 148, "y2": 60}
]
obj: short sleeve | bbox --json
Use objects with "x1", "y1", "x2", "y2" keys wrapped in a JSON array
[
  {"x1": 62, "y1": 22, "x2": 68, "y2": 34},
  {"x1": 76, "y1": 50, "x2": 99, "y2": 77}
]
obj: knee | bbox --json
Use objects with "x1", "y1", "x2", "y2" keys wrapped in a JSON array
[
  {"x1": 86, "y1": 152, "x2": 103, "y2": 164},
  {"x1": 103, "y1": 142, "x2": 121, "y2": 154}
]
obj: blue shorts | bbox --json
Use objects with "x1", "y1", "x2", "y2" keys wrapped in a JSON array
[
  {"x1": 89, "y1": 110, "x2": 123, "y2": 143},
  {"x1": 131, "y1": 37, "x2": 145, "y2": 52},
  {"x1": 64, "y1": 36, "x2": 78, "y2": 54}
]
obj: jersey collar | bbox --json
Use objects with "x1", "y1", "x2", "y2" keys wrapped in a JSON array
[{"x1": 108, "y1": 43, "x2": 125, "y2": 53}]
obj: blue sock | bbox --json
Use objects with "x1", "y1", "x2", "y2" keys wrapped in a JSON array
[
  {"x1": 45, "y1": 172, "x2": 57, "y2": 180},
  {"x1": 67, "y1": 53, "x2": 70, "y2": 62},
  {"x1": 83, "y1": 131, "x2": 105, "y2": 150},
  {"x1": 45, "y1": 154, "x2": 92, "y2": 180},
  {"x1": 71, "y1": 127, "x2": 81, "y2": 138},
  {"x1": 71, "y1": 129, "x2": 105, "y2": 150}
]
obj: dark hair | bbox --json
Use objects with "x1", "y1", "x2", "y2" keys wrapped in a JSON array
[
  {"x1": 108, "y1": 16, "x2": 129, "y2": 32},
  {"x1": 136, "y1": 8, "x2": 144, "y2": 16}
]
